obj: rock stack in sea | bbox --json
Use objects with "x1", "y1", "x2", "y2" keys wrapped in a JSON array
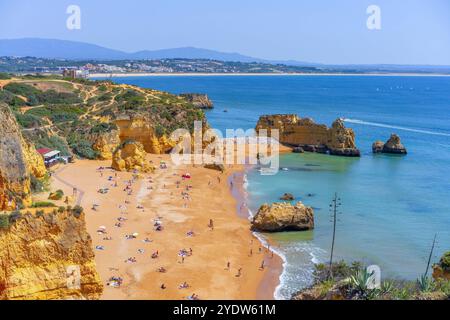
[
  {"x1": 255, "y1": 114, "x2": 360, "y2": 157},
  {"x1": 251, "y1": 201, "x2": 314, "y2": 232},
  {"x1": 372, "y1": 134, "x2": 407, "y2": 154}
]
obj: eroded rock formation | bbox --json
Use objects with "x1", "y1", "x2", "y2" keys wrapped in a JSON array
[
  {"x1": 251, "y1": 201, "x2": 314, "y2": 232},
  {"x1": 180, "y1": 93, "x2": 214, "y2": 109},
  {"x1": 115, "y1": 116, "x2": 175, "y2": 154},
  {"x1": 256, "y1": 115, "x2": 360, "y2": 157},
  {"x1": 0, "y1": 209, "x2": 103, "y2": 300},
  {"x1": 112, "y1": 140, "x2": 154, "y2": 173},
  {"x1": 0, "y1": 103, "x2": 46, "y2": 210},
  {"x1": 373, "y1": 134, "x2": 407, "y2": 154},
  {"x1": 91, "y1": 130, "x2": 120, "y2": 160}
]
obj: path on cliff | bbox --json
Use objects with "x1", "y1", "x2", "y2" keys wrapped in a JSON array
[{"x1": 52, "y1": 165, "x2": 85, "y2": 206}]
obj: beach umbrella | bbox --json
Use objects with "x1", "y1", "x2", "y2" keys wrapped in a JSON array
[{"x1": 132, "y1": 232, "x2": 139, "y2": 237}]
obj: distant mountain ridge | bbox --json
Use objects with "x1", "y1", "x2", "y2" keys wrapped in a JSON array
[
  {"x1": 0, "y1": 38, "x2": 261, "y2": 62},
  {"x1": 0, "y1": 38, "x2": 317, "y2": 65},
  {"x1": 1, "y1": 38, "x2": 449, "y2": 72}
]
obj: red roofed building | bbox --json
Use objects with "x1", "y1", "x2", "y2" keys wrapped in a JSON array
[{"x1": 37, "y1": 148, "x2": 61, "y2": 167}]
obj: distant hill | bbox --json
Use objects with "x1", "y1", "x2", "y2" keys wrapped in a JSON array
[
  {"x1": 1, "y1": 38, "x2": 449, "y2": 72},
  {"x1": 0, "y1": 38, "x2": 265, "y2": 62}
]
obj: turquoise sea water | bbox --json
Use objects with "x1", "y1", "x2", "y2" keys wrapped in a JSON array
[{"x1": 96, "y1": 75, "x2": 450, "y2": 299}]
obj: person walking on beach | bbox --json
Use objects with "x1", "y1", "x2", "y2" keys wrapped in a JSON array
[
  {"x1": 260, "y1": 260, "x2": 265, "y2": 270},
  {"x1": 226, "y1": 261, "x2": 230, "y2": 270},
  {"x1": 208, "y1": 219, "x2": 214, "y2": 230},
  {"x1": 236, "y1": 268, "x2": 242, "y2": 277}
]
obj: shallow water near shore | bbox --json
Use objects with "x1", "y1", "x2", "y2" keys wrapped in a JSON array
[{"x1": 96, "y1": 75, "x2": 450, "y2": 299}]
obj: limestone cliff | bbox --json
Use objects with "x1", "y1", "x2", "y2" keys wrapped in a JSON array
[
  {"x1": 180, "y1": 93, "x2": 214, "y2": 109},
  {"x1": 251, "y1": 201, "x2": 314, "y2": 232},
  {"x1": 256, "y1": 114, "x2": 360, "y2": 157},
  {"x1": 0, "y1": 209, "x2": 103, "y2": 300},
  {"x1": 91, "y1": 130, "x2": 120, "y2": 160},
  {"x1": 115, "y1": 116, "x2": 175, "y2": 154},
  {"x1": 0, "y1": 103, "x2": 46, "y2": 210},
  {"x1": 112, "y1": 140, "x2": 154, "y2": 173}
]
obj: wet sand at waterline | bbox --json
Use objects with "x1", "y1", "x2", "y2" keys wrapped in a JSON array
[{"x1": 49, "y1": 155, "x2": 282, "y2": 300}]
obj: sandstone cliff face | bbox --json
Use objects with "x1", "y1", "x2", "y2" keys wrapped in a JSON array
[
  {"x1": 180, "y1": 93, "x2": 214, "y2": 109},
  {"x1": 251, "y1": 201, "x2": 314, "y2": 232},
  {"x1": 0, "y1": 103, "x2": 46, "y2": 210},
  {"x1": 256, "y1": 115, "x2": 360, "y2": 157},
  {"x1": 115, "y1": 117, "x2": 175, "y2": 154},
  {"x1": 0, "y1": 210, "x2": 103, "y2": 300},
  {"x1": 112, "y1": 140, "x2": 154, "y2": 173},
  {"x1": 91, "y1": 130, "x2": 120, "y2": 160}
]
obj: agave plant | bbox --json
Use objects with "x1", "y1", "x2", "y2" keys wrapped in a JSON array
[
  {"x1": 417, "y1": 274, "x2": 434, "y2": 293},
  {"x1": 380, "y1": 280, "x2": 395, "y2": 294},
  {"x1": 350, "y1": 269, "x2": 371, "y2": 291}
]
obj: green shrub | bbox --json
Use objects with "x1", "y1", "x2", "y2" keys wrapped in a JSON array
[
  {"x1": 0, "y1": 90, "x2": 26, "y2": 107},
  {"x1": 35, "y1": 135, "x2": 71, "y2": 157},
  {"x1": 8, "y1": 211, "x2": 22, "y2": 224},
  {"x1": 0, "y1": 214, "x2": 10, "y2": 229},
  {"x1": 70, "y1": 139, "x2": 98, "y2": 159},
  {"x1": 0, "y1": 72, "x2": 11, "y2": 80},
  {"x1": 32, "y1": 201, "x2": 56, "y2": 208},
  {"x1": 71, "y1": 205, "x2": 84, "y2": 217},
  {"x1": 438, "y1": 252, "x2": 450, "y2": 272},
  {"x1": 15, "y1": 113, "x2": 43, "y2": 128},
  {"x1": 30, "y1": 173, "x2": 51, "y2": 193},
  {"x1": 4, "y1": 83, "x2": 81, "y2": 106},
  {"x1": 36, "y1": 210, "x2": 45, "y2": 217},
  {"x1": 49, "y1": 189, "x2": 64, "y2": 200},
  {"x1": 90, "y1": 122, "x2": 117, "y2": 134}
]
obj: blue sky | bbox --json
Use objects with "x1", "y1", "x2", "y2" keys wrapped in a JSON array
[{"x1": 0, "y1": 0, "x2": 449, "y2": 64}]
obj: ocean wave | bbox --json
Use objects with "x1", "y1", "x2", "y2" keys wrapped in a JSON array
[
  {"x1": 343, "y1": 118, "x2": 450, "y2": 137},
  {"x1": 272, "y1": 242, "x2": 327, "y2": 300},
  {"x1": 242, "y1": 173, "x2": 249, "y2": 190}
]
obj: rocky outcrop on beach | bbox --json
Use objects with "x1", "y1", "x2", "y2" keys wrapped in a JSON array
[
  {"x1": 251, "y1": 201, "x2": 314, "y2": 232},
  {"x1": 433, "y1": 251, "x2": 450, "y2": 281},
  {"x1": 0, "y1": 103, "x2": 46, "y2": 210},
  {"x1": 112, "y1": 140, "x2": 154, "y2": 173},
  {"x1": 204, "y1": 163, "x2": 225, "y2": 172},
  {"x1": 0, "y1": 209, "x2": 103, "y2": 300},
  {"x1": 373, "y1": 134, "x2": 407, "y2": 154},
  {"x1": 180, "y1": 93, "x2": 214, "y2": 109},
  {"x1": 91, "y1": 130, "x2": 120, "y2": 160},
  {"x1": 115, "y1": 116, "x2": 176, "y2": 154},
  {"x1": 256, "y1": 114, "x2": 360, "y2": 157}
]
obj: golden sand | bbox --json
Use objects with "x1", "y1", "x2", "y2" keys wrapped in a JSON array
[{"x1": 48, "y1": 154, "x2": 282, "y2": 300}]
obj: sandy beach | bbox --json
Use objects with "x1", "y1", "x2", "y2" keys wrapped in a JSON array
[{"x1": 46, "y1": 154, "x2": 282, "y2": 300}]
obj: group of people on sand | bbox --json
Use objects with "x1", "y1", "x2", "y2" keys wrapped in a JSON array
[{"x1": 94, "y1": 161, "x2": 274, "y2": 299}]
